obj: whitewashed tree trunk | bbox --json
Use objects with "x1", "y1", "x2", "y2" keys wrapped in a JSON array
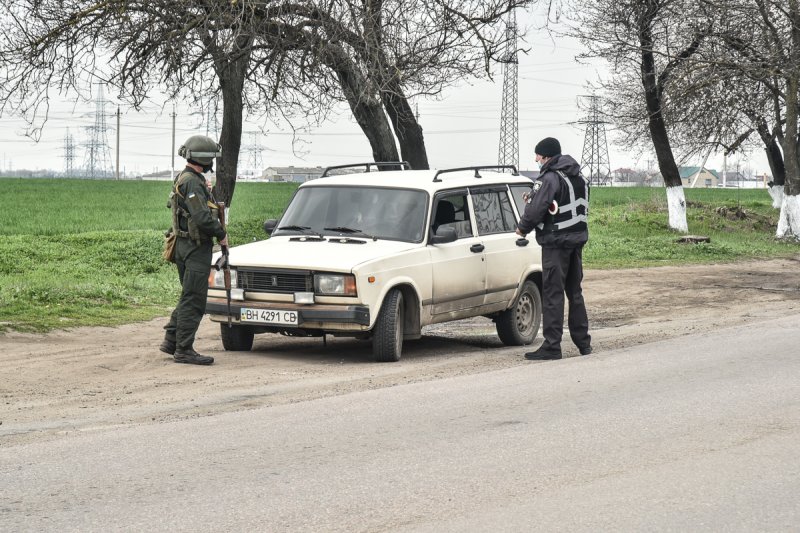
[
  {"x1": 776, "y1": 194, "x2": 800, "y2": 240},
  {"x1": 768, "y1": 185, "x2": 785, "y2": 208},
  {"x1": 666, "y1": 185, "x2": 689, "y2": 233}
]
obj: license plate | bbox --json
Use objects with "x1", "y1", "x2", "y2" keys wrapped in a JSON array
[{"x1": 240, "y1": 308, "x2": 299, "y2": 325}]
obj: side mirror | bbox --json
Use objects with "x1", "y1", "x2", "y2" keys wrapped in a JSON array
[
  {"x1": 263, "y1": 219, "x2": 278, "y2": 235},
  {"x1": 429, "y1": 225, "x2": 457, "y2": 244}
]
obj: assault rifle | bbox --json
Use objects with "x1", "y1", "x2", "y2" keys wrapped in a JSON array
[{"x1": 214, "y1": 201, "x2": 232, "y2": 328}]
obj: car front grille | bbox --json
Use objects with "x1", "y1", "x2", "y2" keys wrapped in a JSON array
[{"x1": 236, "y1": 268, "x2": 313, "y2": 294}]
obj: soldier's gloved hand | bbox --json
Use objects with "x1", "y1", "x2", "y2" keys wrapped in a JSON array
[{"x1": 219, "y1": 235, "x2": 229, "y2": 247}]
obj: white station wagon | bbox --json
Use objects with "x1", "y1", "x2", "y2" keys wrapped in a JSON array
[{"x1": 207, "y1": 163, "x2": 543, "y2": 362}]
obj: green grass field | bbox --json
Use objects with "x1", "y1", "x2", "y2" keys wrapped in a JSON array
[
  {"x1": 1, "y1": 178, "x2": 797, "y2": 332},
  {"x1": 1, "y1": 178, "x2": 297, "y2": 332}
]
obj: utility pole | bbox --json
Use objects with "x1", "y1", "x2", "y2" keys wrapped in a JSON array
[
  {"x1": 578, "y1": 95, "x2": 612, "y2": 186},
  {"x1": 171, "y1": 107, "x2": 176, "y2": 181},
  {"x1": 115, "y1": 107, "x2": 121, "y2": 179},
  {"x1": 497, "y1": 9, "x2": 519, "y2": 171}
]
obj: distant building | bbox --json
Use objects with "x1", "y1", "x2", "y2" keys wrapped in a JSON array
[
  {"x1": 611, "y1": 167, "x2": 656, "y2": 187},
  {"x1": 263, "y1": 166, "x2": 324, "y2": 182},
  {"x1": 718, "y1": 170, "x2": 768, "y2": 189},
  {"x1": 140, "y1": 170, "x2": 174, "y2": 181},
  {"x1": 678, "y1": 166, "x2": 721, "y2": 188},
  {"x1": 649, "y1": 166, "x2": 719, "y2": 188}
]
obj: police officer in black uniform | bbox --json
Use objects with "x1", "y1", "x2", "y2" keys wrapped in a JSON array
[
  {"x1": 160, "y1": 135, "x2": 227, "y2": 365},
  {"x1": 516, "y1": 137, "x2": 592, "y2": 360}
]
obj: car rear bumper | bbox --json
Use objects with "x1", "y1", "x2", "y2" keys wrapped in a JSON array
[{"x1": 206, "y1": 297, "x2": 371, "y2": 327}]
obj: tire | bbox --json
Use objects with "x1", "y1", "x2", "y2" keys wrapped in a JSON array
[
  {"x1": 220, "y1": 323, "x2": 255, "y2": 351},
  {"x1": 372, "y1": 289, "x2": 404, "y2": 362},
  {"x1": 496, "y1": 280, "x2": 541, "y2": 346}
]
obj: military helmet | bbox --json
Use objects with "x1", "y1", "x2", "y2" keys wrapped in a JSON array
[{"x1": 178, "y1": 135, "x2": 222, "y2": 165}]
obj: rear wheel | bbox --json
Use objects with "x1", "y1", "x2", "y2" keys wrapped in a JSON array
[
  {"x1": 496, "y1": 280, "x2": 541, "y2": 346},
  {"x1": 372, "y1": 289, "x2": 404, "y2": 362},
  {"x1": 220, "y1": 323, "x2": 255, "y2": 351}
]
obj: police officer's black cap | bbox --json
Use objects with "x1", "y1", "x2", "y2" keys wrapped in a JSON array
[{"x1": 534, "y1": 137, "x2": 561, "y2": 158}]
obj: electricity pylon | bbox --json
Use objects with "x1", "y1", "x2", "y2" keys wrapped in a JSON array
[
  {"x1": 82, "y1": 83, "x2": 114, "y2": 179},
  {"x1": 578, "y1": 95, "x2": 611, "y2": 185},
  {"x1": 497, "y1": 10, "x2": 519, "y2": 171},
  {"x1": 62, "y1": 128, "x2": 77, "y2": 177}
]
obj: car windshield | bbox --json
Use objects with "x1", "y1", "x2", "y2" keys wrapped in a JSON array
[{"x1": 274, "y1": 186, "x2": 428, "y2": 242}]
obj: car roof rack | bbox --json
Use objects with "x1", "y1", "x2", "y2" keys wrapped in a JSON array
[
  {"x1": 320, "y1": 161, "x2": 412, "y2": 177},
  {"x1": 432, "y1": 165, "x2": 518, "y2": 182}
]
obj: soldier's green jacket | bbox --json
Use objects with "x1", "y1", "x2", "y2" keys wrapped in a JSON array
[{"x1": 173, "y1": 168, "x2": 227, "y2": 244}]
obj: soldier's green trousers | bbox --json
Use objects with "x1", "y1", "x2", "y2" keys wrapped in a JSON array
[{"x1": 164, "y1": 237, "x2": 213, "y2": 350}]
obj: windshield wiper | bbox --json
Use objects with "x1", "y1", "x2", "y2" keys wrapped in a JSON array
[
  {"x1": 324, "y1": 226, "x2": 378, "y2": 241},
  {"x1": 323, "y1": 226, "x2": 361, "y2": 233},
  {"x1": 277, "y1": 225, "x2": 325, "y2": 239}
]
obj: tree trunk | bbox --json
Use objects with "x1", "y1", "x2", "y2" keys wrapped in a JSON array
[
  {"x1": 212, "y1": 46, "x2": 251, "y2": 207},
  {"x1": 755, "y1": 119, "x2": 786, "y2": 208},
  {"x1": 777, "y1": 0, "x2": 800, "y2": 239},
  {"x1": 639, "y1": 16, "x2": 687, "y2": 232},
  {"x1": 381, "y1": 81, "x2": 429, "y2": 170},
  {"x1": 324, "y1": 45, "x2": 399, "y2": 163}
]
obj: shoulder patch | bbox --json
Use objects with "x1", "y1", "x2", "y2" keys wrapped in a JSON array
[
  {"x1": 188, "y1": 193, "x2": 196, "y2": 199},
  {"x1": 532, "y1": 181, "x2": 542, "y2": 194}
]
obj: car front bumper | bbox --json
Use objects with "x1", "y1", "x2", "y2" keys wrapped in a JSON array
[{"x1": 206, "y1": 297, "x2": 371, "y2": 329}]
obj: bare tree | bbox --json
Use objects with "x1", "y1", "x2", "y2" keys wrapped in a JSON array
[
  {"x1": 0, "y1": 1, "x2": 331, "y2": 205},
  {"x1": 0, "y1": 0, "x2": 533, "y2": 205},
  {"x1": 568, "y1": 0, "x2": 714, "y2": 232},
  {"x1": 708, "y1": 0, "x2": 800, "y2": 237}
]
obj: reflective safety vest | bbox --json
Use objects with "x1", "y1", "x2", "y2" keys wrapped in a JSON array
[{"x1": 538, "y1": 170, "x2": 589, "y2": 234}]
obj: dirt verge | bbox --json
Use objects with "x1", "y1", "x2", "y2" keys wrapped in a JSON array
[{"x1": 2, "y1": 256, "x2": 800, "y2": 447}]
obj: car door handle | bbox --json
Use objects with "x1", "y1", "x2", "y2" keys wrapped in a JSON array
[
  {"x1": 470, "y1": 244, "x2": 485, "y2": 253},
  {"x1": 516, "y1": 238, "x2": 529, "y2": 247}
]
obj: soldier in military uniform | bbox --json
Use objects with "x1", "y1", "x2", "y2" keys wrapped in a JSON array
[
  {"x1": 516, "y1": 137, "x2": 592, "y2": 360},
  {"x1": 160, "y1": 135, "x2": 228, "y2": 365}
]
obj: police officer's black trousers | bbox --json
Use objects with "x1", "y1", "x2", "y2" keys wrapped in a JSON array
[{"x1": 540, "y1": 245, "x2": 591, "y2": 354}]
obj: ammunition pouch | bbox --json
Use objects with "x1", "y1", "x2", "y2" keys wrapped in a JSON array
[{"x1": 162, "y1": 228, "x2": 177, "y2": 263}]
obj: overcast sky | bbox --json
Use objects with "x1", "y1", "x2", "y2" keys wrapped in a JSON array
[{"x1": 0, "y1": 8, "x2": 767, "y2": 177}]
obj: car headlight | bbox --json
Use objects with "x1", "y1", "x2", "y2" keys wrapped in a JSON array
[
  {"x1": 314, "y1": 273, "x2": 357, "y2": 296},
  {"x1": 208, "y1": 268, "x2": 237, "y2": 289}
]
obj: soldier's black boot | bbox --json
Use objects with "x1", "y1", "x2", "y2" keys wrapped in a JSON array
[
  {"x1": 159, "y1": 339, "x2": 176, "y2": 355},
  {"x1": 174, "y1": 348, "x2": 214, "y2": 365}
]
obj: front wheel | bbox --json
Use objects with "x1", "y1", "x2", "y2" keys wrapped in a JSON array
[
  {"x1": 496, "y1": 280, "x2": 541, "y2": 346},
  {"x1": 372, "y1": 289, "x2": 404, "y2": 362},
  {"x1": 220, "y1": 323, "x2": 255, "y2": 351}
]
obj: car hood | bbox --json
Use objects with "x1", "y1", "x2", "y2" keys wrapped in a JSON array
[{"x1": 221, "y1": 236, "x2": 421, "y2": 272}]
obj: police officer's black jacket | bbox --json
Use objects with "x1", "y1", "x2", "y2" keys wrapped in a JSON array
[{"x1": 517, "y1": 154, "x2": 589, "y2": 248}]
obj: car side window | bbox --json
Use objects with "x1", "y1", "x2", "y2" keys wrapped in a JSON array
[
  {"x1": 432, "y1": 193, "x2": 473, "y2": 239},
  {"x1": 472, "y1": 189, "x2": 517, "y2": 235},
  {"x1": 509, "y1": 184, "x2": 531, "y2": 219}
]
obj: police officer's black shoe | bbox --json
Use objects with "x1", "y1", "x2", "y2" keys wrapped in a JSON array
[
  {"x1": 173, "y1": 348, "x2": 214, "y2": 365},
  {"x1": 579, "y1": 345, "x2": 593, "y2": 356},
  {"x1": 159, "y1": 339, "x2": 176, "y2": 355},
  {"x1": 524, "y1": 348, "x2": 562, "y2": 360}
]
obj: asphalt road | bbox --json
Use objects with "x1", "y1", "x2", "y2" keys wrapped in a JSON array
[{"x1": 2, "y1": 314, "x2": 799, "y2": 532}]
